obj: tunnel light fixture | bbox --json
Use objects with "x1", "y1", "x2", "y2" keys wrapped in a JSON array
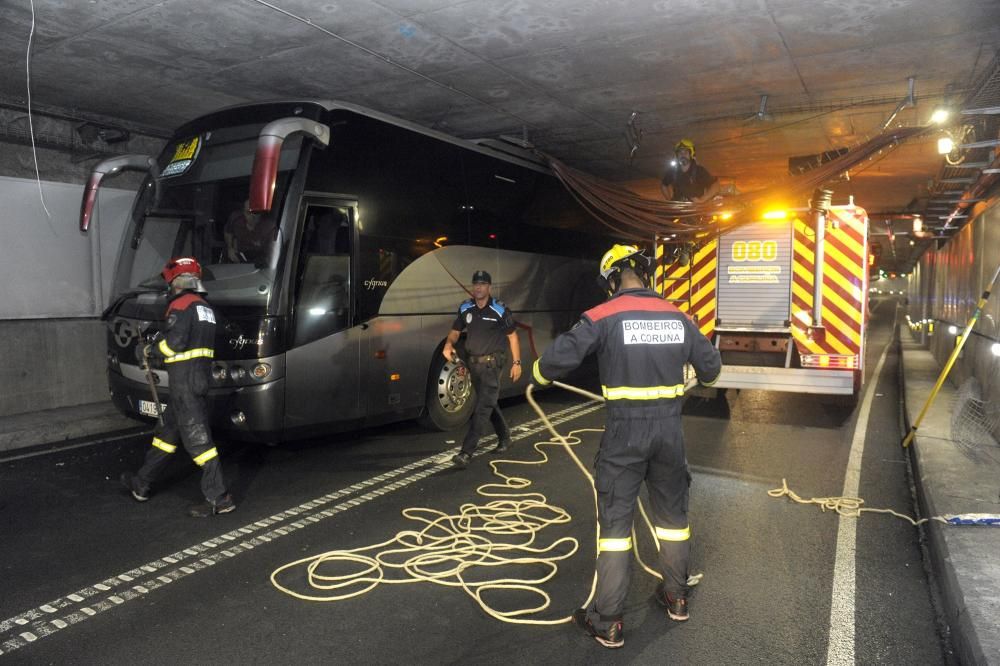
[
  {"x1": 948, "y1": 325, "x2": 958, "y2": 335},
  {"x1": 930, "y1": 108, "x2": 951, "y2": 125},
  {"x1": 913, "y1": 216, "x2": 922, "y2": 233},
  {"x1": 937, "y1": 137, "x2": 954, "y2": 154},
  {"x1": 992, "y1": 343, "x2": 1000, "y2": 357}
]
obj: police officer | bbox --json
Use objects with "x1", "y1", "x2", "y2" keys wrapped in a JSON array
[
  {"x1": 443, "y1": 270, "x2": 522, "y2": 469},
  {"x1": 120, "y1": 257, "x2": 236, "y2": 517},
  {"x1": 532, "y1": 245, "x2": 721, "y2": 648}
]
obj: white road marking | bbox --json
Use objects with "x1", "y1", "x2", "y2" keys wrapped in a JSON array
[
  {"x1": 0, "y1": 399, "x2": 603, "y2": 657},
  {"x1": 825, "y1": 341, "x2": 892, "y2": 665}
]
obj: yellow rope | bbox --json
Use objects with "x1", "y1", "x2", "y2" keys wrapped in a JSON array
[
  {"x1": 271, "y1": 381, "x2": 701, "y2": 622},
  {"x1": 766, "y1": 478, "x2": 949, "y2": 526}
]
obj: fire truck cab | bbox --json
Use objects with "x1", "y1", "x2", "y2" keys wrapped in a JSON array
[{"x1": 656, "y1": 203, "x2": 869, "y2": 398}]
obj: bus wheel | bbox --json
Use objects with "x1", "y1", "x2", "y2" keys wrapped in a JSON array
[{"x1": 420, "y1": 355, "x2": 475, "y2": 430}]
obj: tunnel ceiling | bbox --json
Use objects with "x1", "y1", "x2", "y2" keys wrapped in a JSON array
[{"x1": 2, "y1": 1, "x2": 1000, "y2": 270}]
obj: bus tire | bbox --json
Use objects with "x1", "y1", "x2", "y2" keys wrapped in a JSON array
[{"x1": 419, "y1": 352, "x2": 475, "y2": 431}]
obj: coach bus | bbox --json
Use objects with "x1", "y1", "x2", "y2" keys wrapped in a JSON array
[{"x1": 80, "y1": 100, "x2": 606, "y2": 442}]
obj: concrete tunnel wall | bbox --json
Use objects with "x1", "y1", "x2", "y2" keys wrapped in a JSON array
[{"x1": 0, "y1": 111, "x2": 164, "y2": 419}]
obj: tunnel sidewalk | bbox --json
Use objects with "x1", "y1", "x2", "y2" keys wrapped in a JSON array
[
  {"x1": 0, "y1": 401, "x2": 147, "y2": 457},
  {"x1": 900, "y1": 338, "x2": 1000, "y2": 665}
]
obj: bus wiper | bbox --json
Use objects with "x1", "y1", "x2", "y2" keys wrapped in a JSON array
[{"x1": 101, "y1": 287, "x2": 164, "y2": 321}]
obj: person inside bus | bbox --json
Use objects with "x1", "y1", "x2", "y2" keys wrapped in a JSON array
[
  {"x1": 224, "y1": 198, "x2": 276, "y2": 264},
  {"x1": 443, "y1": 270, "x2": 522, "y2": 469},
  {"x1": 660, "y1": 138, "x2": 720, "y2": 204}
]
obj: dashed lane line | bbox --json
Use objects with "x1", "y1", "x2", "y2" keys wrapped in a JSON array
[{"x1": 0, "y1": 400, "x2": 603, "y2": 657}]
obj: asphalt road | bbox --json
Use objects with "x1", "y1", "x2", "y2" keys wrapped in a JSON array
[{"x1": 0, "y1": 300, "x2": 952, "y2": 664}]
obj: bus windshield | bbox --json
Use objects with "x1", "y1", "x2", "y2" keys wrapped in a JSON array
[{"x1": 112, "y1": 129, "x2": 301, "y2": 309}]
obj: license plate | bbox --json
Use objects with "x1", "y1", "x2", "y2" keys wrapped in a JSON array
[{"x1": 138, "y1": 400, "x2": 166, "y2": 417}]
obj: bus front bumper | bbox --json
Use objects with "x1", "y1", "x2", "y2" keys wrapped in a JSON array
[{"x1": 109, "y1": 370, "x2": 286, "y2": 442}]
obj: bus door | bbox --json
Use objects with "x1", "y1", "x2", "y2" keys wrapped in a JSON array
[{"x1": 284, "y1": 199, "x2": 363, "y2": 428}]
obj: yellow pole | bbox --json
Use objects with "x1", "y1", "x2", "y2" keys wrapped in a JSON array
[{"x1": 902, "y1": 264, "x2": 1000, "y2": 447}]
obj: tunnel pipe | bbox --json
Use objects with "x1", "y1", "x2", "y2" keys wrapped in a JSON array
[{"x1": 810, "y1": 188, "x2": 834, "y2": 329}]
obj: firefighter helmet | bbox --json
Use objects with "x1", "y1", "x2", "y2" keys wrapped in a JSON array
[
  {"x1": 598, "y1": 244, "x2": 652, "y2": 293},
  {"x1": 674, "y1": 138, "x2": 695, "y2": 157},
  {"x1": 161, "y1": 257, "x2": 205, "y2": 291}
]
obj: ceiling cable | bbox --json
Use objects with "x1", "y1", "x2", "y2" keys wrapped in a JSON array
[{"x1": 25, "y1": 0, "x2": 53, "y2": 225}]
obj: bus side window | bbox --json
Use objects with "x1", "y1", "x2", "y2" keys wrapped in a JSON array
[{"x1": 293, "y1": 206, "x2": 352, "y2": 346}]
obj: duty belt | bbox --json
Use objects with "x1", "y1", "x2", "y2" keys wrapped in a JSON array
[{"x1": 467, "y1": 353, "x2": 501, "y2": 364}]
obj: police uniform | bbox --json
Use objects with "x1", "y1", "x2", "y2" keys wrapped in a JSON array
[
  {"x1": 134, "y1": 288, "x2": 227, "y2": 504},
  {"x1": 453, "y1": 289, "x2": 516, "y2": 457},
  {"x1": 533, "y1": 285, "x2": 721, "y2": 637}
]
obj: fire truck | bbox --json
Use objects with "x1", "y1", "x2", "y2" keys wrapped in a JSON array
[{"x1": 656, "y1": 202, "x2": 869, "y2": 399}]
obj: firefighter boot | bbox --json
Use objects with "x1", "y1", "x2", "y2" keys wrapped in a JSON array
[
  {"x1": 655, "y1": 582, "x2": 689, "y2": 621},
  {"x1": 120, "y1": 472, "x2": 150, "y2": 502},
  {"x1": 187, "y1": 493, "x2": 236, "y2": 518},
  {"x1": 573, "y1": 609, "x2": 623, "y2": 648}
]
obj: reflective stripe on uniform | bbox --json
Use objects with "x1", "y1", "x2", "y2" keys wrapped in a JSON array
[
  {"x1": 598, "y1": 536, "x2": 633, "y2": 552},
  {"x1": 532, "y1": 359, "x2": 551, "y2": 386},
  {"x1": 152, "y1": 437, "x2": 177, "y2": 454},
  {"x1": 163, "y1": 348, "x2": 214, "y2": 363},
  {"x1": 655, "y1": 525, "x2": 691, "y2": 542},
  {"x1": 192, "y1": 447, "x2": 219, "y2": 466},
  {"x1": 158, "y1": 339, "x2": 176, "y2": 357},
  {"x1": 601, "y1": 384, "x2": 685, "y2": 400}
]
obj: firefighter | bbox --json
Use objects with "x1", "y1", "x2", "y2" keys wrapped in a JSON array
[
  {"x1": 120, "y1": 257, "x2": 236, "y2": 517},
  {"x1": 532, "y1": 244, "x2": 721, "y2": 648},
  {"x1": 660, "y1": 138, "x2": 720, "y2": 204}
]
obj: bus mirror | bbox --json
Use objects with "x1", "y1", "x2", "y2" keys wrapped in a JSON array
[
  {"x1": 80, "y1": 154, "x2": 156, "y2": 232},
  {"x1": 250, "y1": 118, "x2": 330, "y2": 213}
]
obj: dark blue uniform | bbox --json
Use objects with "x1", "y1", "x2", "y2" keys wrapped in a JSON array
[
  {"x1": 453, "y1": 296, "x2": 515, "y2": 456},
  {"x1": 534, "y1": 287, "x2": 721, "y2": 634}
]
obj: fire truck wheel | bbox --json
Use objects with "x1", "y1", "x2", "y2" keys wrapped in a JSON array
[{"x1": 419, "y1": 350, "x2": 475, "y2": 431}]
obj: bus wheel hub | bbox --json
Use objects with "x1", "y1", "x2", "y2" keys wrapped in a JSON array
[{"x1": 437, "y1": 361, "x2": 472, "y2": 413}]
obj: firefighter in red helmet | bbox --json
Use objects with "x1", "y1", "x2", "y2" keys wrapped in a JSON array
[
  {"x1": 533, "y1": 244, "x2": 721, "y2": 648},
  {"x1": 121, "y1": 257, "x2": 236, "y2": 517}
]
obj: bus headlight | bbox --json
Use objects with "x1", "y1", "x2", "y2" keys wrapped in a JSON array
[
  {"x1": 212, "y1": 364, "x2": 228, "y2": 382},
  {"x1": 252, "y1": 363, "x2": 271, "y2": 379},
  {"x1": 229, "y1": 365, "x2": 247, "y2": 381}
]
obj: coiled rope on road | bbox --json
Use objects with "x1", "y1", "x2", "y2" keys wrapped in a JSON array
[{"x1": 270, "y1": 381, "x2": 699, "y2": 623}]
